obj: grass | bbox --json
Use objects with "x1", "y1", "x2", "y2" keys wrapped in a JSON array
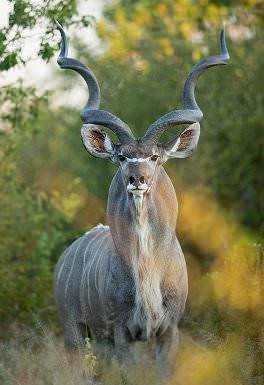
[
  {"x1": 0, "y1": 322, "x2": 263, "y2": 385},
  {"x1": 0, "y1": 325, "x2": 158, "y2": 385}
]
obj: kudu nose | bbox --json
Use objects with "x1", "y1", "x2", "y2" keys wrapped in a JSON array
[{"x1": 129, "y1": 175, "x2": 145, "y2": 186}]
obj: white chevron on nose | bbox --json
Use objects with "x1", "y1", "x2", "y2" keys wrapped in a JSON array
[{"x1": 126, "y1": 157, "x2": 150, "y2": 163}]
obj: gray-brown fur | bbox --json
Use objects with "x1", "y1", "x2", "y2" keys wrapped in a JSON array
[
  {"x1": 54, "y1": 164, "x2": 187, "y2": 371},
  {"x1": 53, "y1": 23, "x2": 229, "y2": 375}
]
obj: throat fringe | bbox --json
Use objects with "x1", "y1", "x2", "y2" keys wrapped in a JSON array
[
  {"x1": 133, "y1": 195, "x2": 143, "y2": 219},
  {"x1": 131, "y1": 195, "x2": 165, "y2": 337}
]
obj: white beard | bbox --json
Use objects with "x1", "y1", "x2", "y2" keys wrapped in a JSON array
[{"x1": 133, "y1": 194, "x2": 144, "y2": 218}]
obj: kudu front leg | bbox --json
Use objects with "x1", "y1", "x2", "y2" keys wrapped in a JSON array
[
  {"x1": 113, "y1": 325, "x2": 138, "y2": 384},
  {"x1": 114, "y1": 325, "x2": 135, "y2": 366},
  {"x1": 63, "y1": 319, "x2": 86, "y2": 350},
  {"x1": 155, "y1": 325, "x2": 179, "y2": 381}
]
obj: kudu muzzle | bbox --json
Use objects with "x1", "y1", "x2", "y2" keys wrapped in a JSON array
[
  {"x1": 127, "y1": 175, "x2": 148, "y2": 194},
  {"x1": 125, "y1": 162, "x2": 156, "y2": 195}
]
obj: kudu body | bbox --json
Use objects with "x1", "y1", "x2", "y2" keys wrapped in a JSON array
[{"x1": 54, "y1": 23, "x2": 229, "y2": 371}]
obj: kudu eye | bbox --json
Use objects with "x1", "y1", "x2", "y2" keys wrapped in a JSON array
[
  {"x1": 118, "y1": 155, "x2": 126, "y2": 162},
  {"x1": 151, "y1": 155, "x2": 159, "y2": 161}
]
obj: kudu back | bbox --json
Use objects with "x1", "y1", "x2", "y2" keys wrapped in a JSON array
[{"x1": 54, "y1": 22, "x2": 229, "y2": 371}]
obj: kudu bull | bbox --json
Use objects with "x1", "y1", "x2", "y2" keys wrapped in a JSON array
[{"x1": 54, "y1": 22, "x2": 229, "y2": 372}]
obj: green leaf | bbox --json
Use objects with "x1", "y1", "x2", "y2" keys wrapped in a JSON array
[{"x1": 0, "y1": 52, "x2": 18, "y2": 70}]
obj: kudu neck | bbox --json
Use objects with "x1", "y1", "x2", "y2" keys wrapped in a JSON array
[{"x1": 107, "y1": 166, "x2": 178, "y2": 264}]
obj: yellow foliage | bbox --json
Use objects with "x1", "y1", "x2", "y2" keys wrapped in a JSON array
[
  {"x1": 205, "y1": 4, "x2": 228, "y2": 25},
  {"x1": 51, "y1": 188, "x2": 83, "y2": 221},
  {"x1": 180, "y1": 21, "x2": 193, "y2": 40},
  {"x1": 192, "y1": 48, "x2": 202, "y2": 61},
  {"x1": 98, "y1": 1, "x2": 230, "y2": 64},
  {"x1": 178, "y1": 187, "x2": 238, "y2": 256},
  {"x1": 134, "y1": 5, "x2": 152, "y2": 26},
  {"x1": 207, "y1": 4, "x2": 222, "y2": 19},
  {"x1": 98, "y1": 6, "x2": 148, "y2": 63},
  {"x1": 98, "y1": 0, "x2": 260, "y2": 65},
  {"x1": 171, "y1": 335, "x2": 243, "y2": 385},
  {"x1": 114, "y1": 7, "x2": 126, "y2": 25},
  {"x1": 198, "y1": 0, "x2": 209, "y2": 5},
  {"x1": 211, "y1": 243, "x2": 262, "y2": 311},
  {"x1": 34, "y1": 168, "x2": 104, "y2": 228},
  {"x1": 154, "y1": 3, "x2": 168, "y2": 17},
  {"x1": 178, "y1": 184, "x2": 263, "y2": 312},
  {"x1": 157, "y1": 38, "x2": 174, "y2": 57},
  {"x1": 96, "y1": 21, "x2": 108, "y2": 38}
]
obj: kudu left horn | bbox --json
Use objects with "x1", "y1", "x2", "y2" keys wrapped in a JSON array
[{"x1": 54, "y1": 20, "x2": 229, "y2": 376}]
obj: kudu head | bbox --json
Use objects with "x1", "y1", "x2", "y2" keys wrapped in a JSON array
[{"x1": 56, "y1": 22, "x2": 229, "y2": 197}]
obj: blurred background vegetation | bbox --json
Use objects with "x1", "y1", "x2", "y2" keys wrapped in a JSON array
[{"x1": 0, "y1": 1, "x2": 263, "y2": 384}]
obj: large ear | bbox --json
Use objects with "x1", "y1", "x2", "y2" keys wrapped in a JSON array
[
  {"x1": 163, "y1": 123, "x2": 200, "y2": 158},
  {"x1": 81, "y1": 124, "x2": 115, "y2": 158}
]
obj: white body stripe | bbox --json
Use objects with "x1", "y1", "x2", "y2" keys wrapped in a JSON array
[
  {"x1": 94, "y1": 240, "x2": 106, "y2": 293},
  {"x1": 56, "y1": 239, "x2": 78, "y2": 290},
  {"x1": 80, "y1": 230, "x2": 104, "y2": 295},
  {"x1": 86, "y1": 233, "x2": 108, "y2": 313},
  {"x1": 64, "y1": 236, "x2": 86, "y2": 304}
]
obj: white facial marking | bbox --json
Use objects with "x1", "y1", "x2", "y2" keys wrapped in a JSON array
[
  {"x1": 127, "y1": 182, "x2": 149, "y2": 194},
  {"x1": 126, "y1": 157, "x2": 151, "y2": 163}
]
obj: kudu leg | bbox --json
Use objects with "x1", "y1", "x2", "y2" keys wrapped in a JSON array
[
  {"x1": 113, "y1": 325, "x2": 138, "y2": 385},
  {"x1": 94, "y1": 337, "x2": 115, "y2": 362},
  {"x1": 155, "y1": 325, "x2": 179, "y2": 381},
  {"x1": 63, "y1": 319, "x2": 86, "y2": 350},
  {"x1": 114, "y1": 325, "x2": 135, "y2": 365}
]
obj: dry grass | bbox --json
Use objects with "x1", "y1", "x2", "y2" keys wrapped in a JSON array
[
  {"x1": 0, "y1": 326, "x2": 159, "y2": 385},
  {"x1": 1, "y1": 326, "x2": 263, "y2": 385},
  {"x1": 0, "y1": 327, "x2": 95, "y2": 385}
]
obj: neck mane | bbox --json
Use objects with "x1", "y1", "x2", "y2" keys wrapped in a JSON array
[
  {"x1": 107, "y1": 166, "x2": 179, "y2": 337},
  {"x1": 107, "y1": 166, "x2": 178, "y2": 262}
]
